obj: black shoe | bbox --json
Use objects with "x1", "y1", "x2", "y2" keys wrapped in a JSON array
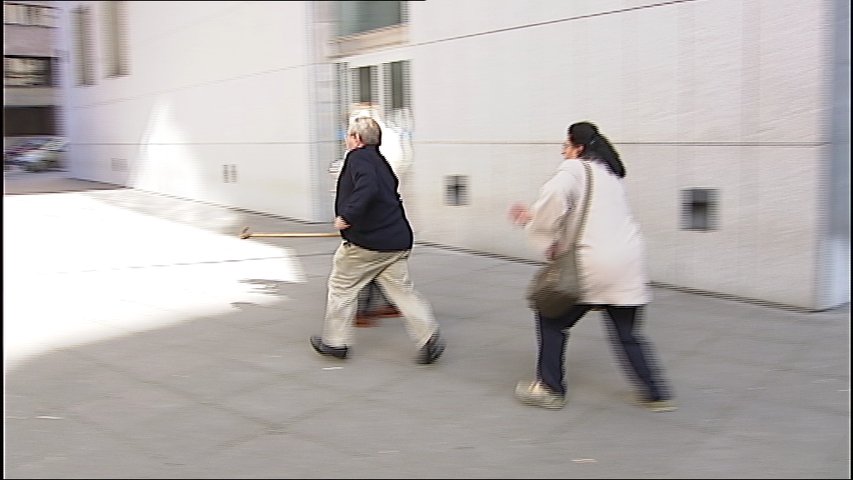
[
  {"x1": 417, "y1": 331, "x2": 445, "y2": 364},
  {"x1": 310, "y1": 335, "x2": 348, "y2": 359}
]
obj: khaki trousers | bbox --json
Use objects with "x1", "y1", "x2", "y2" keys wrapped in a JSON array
[{"x1": 321, "y1": 242, "x2": 439, "y2": 348}]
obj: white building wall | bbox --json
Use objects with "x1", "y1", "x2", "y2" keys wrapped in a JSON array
[
  {"x1": 55, "y1": 1, "x2": 847, "y2": 310},
  {"x1": 398, "y1": 0, "x2": 842, "y2": 310},
  {"x1": 57, "y1": 1, "x2": 320, "y2": 220}
]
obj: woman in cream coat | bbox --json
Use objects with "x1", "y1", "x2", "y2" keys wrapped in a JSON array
[{"x1": 509, "y1": 121, "x2": 674, "y2": 411}]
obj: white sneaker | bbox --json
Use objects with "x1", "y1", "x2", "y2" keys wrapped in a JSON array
[{"x1": 515, "y1": 380, "x2": 566, "y2": 410}]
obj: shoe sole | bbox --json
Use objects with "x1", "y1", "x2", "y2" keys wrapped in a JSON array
[
  {"x1": 627, "y1": 395, "x2": 677, "y2": 412},
  {"x1": 515, "y1": 384, "x2": 565, "y2": 409},
  {"x1": 516, "y1": 397, "x2": 565, "y2": 410},
  {"x1": 417, "y1": 341, "x2": 445, "y2": 365},
  {"x1": 310, "y1": 337, "x2": 347, "y2": 359},
  {"x1": 645, "y1": 403, "x2": 677, "y2": 412},
  {"x1": 516, "y1": 394, "x2": 566, "y2": 410}
]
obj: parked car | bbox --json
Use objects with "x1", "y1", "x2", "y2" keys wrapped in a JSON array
[
  {"x1": 15, "y1": 137, "x2": 66, "y2": 172},
  {"x1": 4, "y1": 137, "x2": 51, "y2": 165}
]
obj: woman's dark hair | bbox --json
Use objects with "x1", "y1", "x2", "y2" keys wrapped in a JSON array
[{"x1": 567, "y1": 121, "x2": 626, "y2": 178}]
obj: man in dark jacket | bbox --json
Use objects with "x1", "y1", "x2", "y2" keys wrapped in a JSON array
[{"x1": 310, "y1": 117, "x2": 445, "y2": 364}]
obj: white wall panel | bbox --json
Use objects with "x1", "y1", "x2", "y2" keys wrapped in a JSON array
[
  {"x1": 754, "y1": 0, "x2": 832, "y2": 143},
  {"x1": 681, "y1": 0, "x2": 745, "y2": 143},
  {"x1": 59, "y1": 1, "x2": 316, "y2": 220},
  {"x1": 410, "y1": 0, "x2": 622, "y2": 44},
  {"x1": 625, "y1": 143, "x2": 822, "y2": 307}
]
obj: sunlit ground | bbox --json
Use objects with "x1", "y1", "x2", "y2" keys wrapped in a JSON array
[{"x1": 3, "y1": 191, "x2": 305, "y2": 370}]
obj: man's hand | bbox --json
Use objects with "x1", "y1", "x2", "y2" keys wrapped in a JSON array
[{"x1": 334, "y1": 216, "x2": 350, "y2": 230}]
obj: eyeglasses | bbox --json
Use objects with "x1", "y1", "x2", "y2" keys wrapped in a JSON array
[{"x1": 561, "y1": 142, "x2": 572, "y2": 148}]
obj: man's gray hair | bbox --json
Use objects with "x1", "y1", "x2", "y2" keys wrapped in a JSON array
[{"x1": 348, "y1": 116, "x2": 382, "y2": 146}]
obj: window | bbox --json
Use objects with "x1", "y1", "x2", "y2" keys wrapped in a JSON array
[
  {"x1": 353, "y1": 66, "x2": 377, "y2": 104},
  {"x1": 4, "y1": 56, "x2": 53, "y2": 87},
  {"x1": 73, "y1": 6, "x2": 95, "y2": 86},
  {"x1": 332, "y1": 1, "x2": 408, "y2": 57},
  {"x1": 4, "y1": 3, "x2": 57, "y2": 27},
  {"x1": 681, "y1": 188, "x2": 719, "y2": 231},
  {"x1": 3, "y1": 106, "x2": 57, "y2": 136},
  {"x1": 103, "y1": 1, "x2": 130, "y2": 77},
  {"x1": 344, "y1": 60, "x2": 413, "y2": 136},
  {"x1": 337, "y1": 1, "x2": 402, "y2": 37},
  {"x1": 335, "y1": 60, "x2": 414, "y2": 171},
  {"x1": 387, "y1": 60, "x2": 409, "y2": 111},
  {"x1": 349, "y1": 62, "x2": 411, "y2": 115}
]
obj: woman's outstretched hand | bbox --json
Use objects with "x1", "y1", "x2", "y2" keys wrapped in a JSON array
[{"x1": 509, "y1": 203, "x2": 532, "y2": 226}]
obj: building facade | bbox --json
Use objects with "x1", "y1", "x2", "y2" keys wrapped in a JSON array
[
  {"x1": 55, "y1": 0, "x2": 849, "y2": 311},
  {"x1": 3, "y1": 0, "x2": 60, "y2": 145}
]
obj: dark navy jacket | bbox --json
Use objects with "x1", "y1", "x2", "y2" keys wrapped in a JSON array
[{"x1": 335, "y1": 146, "x2": 414, "y2": 251}]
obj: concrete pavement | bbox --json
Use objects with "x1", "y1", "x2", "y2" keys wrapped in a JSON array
[{"x1": 3, "y1": 170, "x2": 851, "y2": 479}]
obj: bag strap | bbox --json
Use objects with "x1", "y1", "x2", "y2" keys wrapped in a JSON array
[
  {"x1": 574, "y1": 161, "x2": 593, "y2": 244},
  {"x1": 558, "y1": 160, "x2": 593, "y2": 246}
]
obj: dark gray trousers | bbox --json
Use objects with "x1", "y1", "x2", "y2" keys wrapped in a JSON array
[{"x1": 536, "y1": 304, "x2": 671, "y2": 401}]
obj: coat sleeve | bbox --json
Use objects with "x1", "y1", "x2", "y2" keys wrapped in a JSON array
[
  {"x1": 525, "y1": 174, "x2": 570, "y2": 257},
  {"x1": 338, "y1": 157, "x2": 378, "y2": 225}
]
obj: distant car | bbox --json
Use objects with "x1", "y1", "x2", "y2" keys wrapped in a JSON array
[
  {"x1": 4, "y1": 138, "x2": 51, "y2": 165},
  {"x1": 16, "y1": 138, "x2": 66, "y2": 172},
  {"x1": 40, "y1": 137, "x2": 67, "y2": 152}
]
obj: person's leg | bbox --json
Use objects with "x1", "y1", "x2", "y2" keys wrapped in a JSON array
[
  {"x1": 535, "y1": 305, "x2": 592, "y2": 396},
  {"x1": 355, "y1": 281, "x2": 381, "y2": 327},
  {"x1": 361, "y1": 280, "x2": 399, "y2": 317},
  {"x1": 373, "y1": 289, "x2": 400, "y2": 316},
  {"x1": 603, "y1": 305, "x2": 672, "y2": 402},
  {"x1": 358, "y1": 282, "x2": 377, "y2": 314},
  {"x1": 321, "y1": 243, "x2": 385, "y2": 347},
  {"x1": 373, "y1": 251, "x2": 439, "y2": 348}
]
